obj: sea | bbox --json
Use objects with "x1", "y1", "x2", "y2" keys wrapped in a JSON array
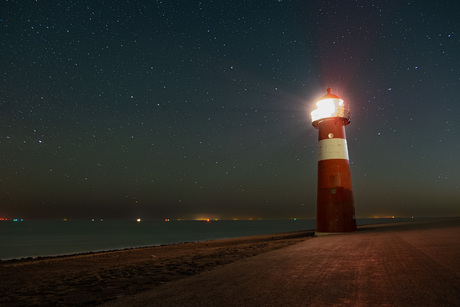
[{"x1": 0, "y1": 218, "x2": 411, "y2": 260}]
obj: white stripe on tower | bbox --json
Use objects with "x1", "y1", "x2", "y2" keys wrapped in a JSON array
[{"x1": 318, "y1": 138, "x2": 349, "y2": 161}]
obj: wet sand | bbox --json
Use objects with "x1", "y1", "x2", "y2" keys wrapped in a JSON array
[{"x1": 0, "y1": 230, "x2": 313, "y2": 306}]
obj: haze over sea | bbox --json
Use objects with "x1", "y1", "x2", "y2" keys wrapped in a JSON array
[{"x1": 1, "y1": 218, "x2": 411, "y2": 260}]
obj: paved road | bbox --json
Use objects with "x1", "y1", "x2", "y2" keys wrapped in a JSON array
[{"x1": 105, "y1": 219, "x2": 460, "y2": 306}]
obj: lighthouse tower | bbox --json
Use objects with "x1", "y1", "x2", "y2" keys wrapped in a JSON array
[{"x1": 311, "y1": 88, "x2": 357, "y2": 234}]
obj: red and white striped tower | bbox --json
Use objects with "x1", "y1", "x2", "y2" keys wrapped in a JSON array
[{"x1": 311, "y1": 88, "x2": 357, "y2": 234}]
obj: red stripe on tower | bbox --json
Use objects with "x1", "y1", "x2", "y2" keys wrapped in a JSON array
[{"x1": 311, "y1": 88, "x2": 357, "y2": 235}]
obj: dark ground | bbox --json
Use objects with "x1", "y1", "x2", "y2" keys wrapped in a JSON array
[
  {"x1": 104, "y1": 218, "x2": 460, "y2": 307},
  {"x1": 0, "y1": 231, "x2": 312, "y2": 306}
]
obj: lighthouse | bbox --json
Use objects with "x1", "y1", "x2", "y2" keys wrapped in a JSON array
[{"x1": 311, "y1": 88, "x2": 357, "y2": 234}]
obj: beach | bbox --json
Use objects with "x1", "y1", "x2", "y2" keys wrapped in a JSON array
[
  {"x1": 105, "y1": 218, "x2": 459, "y2": 307},
  {"x1": 0, "y1": 230, "x2": 312, "y2": 306},
  {"x1": 1, "y1": 218, "x2": 459, "y2": 306}
]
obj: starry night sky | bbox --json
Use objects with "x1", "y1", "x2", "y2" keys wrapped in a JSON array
[{"x1": 1, "y1": 0, "x2": 459, "y2": 220}]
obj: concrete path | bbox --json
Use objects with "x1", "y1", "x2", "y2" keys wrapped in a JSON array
[{"x1": 105, "y1": 218, "x2": 460, "y2": 306}]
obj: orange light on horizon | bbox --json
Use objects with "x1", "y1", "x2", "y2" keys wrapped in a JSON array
[{"x1": 195, "y1": 217, "x2": 218, "y2": 222}]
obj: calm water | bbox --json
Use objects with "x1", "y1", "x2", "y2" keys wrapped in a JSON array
[{"x1": 0, "y1": 218, "x2": 409, "y2": 260}]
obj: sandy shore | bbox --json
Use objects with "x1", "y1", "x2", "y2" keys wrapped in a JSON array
[
  {"x1": 102, "y1": 218, "x2": 460, "y2": 307},
  {"x1": 0, "y1": 230, "x2": 313, "y2": 306},
  {"x1": 3, "y1": 219, "x2": 458, "y2": 306}
]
